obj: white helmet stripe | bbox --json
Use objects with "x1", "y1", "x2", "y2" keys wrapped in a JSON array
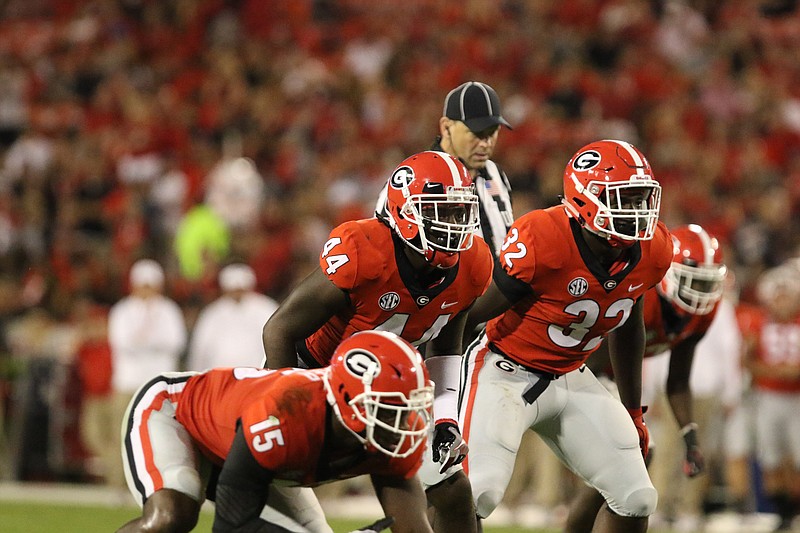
[
  {"x1": 689, "y1": 224, "x2": 715, "y2": 265},
  {"x1": 607, "y1": 139, "x2": 647, "y2": 179},
  {"x1": 430, "y1": 150, "x2": 464, "y2": 187}
]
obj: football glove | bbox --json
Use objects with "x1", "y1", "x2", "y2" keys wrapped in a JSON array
[
  {"x1": 627, "y1": 406, "x2": 649, "y2": 459},
  {"x1": 681, "y1": 423, "x2": 705, "y2": 477},
  {"x1": 431, "y1": 420, "x2": 468, "y2": 474},
  {"x1": 349, "y1": 516, "x2": 394, "y2": 533}
]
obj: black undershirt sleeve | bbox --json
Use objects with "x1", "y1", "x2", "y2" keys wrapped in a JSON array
[
  {"x1": 492, "y1": 258, "x2": 533, "y2": 303},
  {"x1": 212, "y1": 423, "x2": 293, "y2": 533}
]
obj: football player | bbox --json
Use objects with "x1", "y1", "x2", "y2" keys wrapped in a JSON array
[
  {"x1": 740, "y1": 265, "x2": 800, "y2": 531},
  {"x1": 564, "y1": 223, "x2": 728, "y2": 532},
  {"x1": 262, "y1": 150, "x2": 494, "y2": 533},
  {"x1": 457, "y1": 139, "x2": 673, "y2": 533},
  {"x1": 117, "y1": 331, "x2": 435, "y2": 533}
]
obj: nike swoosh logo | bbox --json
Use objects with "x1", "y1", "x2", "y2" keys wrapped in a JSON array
[
  {"x1": 441, "y1": 301, "x2": 459, "y2": 309},
  {"x1": 628, "y1": 283, "x2": 644, "y2": 292}
]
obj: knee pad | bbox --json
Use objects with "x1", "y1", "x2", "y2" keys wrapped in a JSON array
[
  {"x1": 469, "y1": 460, "x2": 514, "y2": 519},
  {"x1": 163, "y1": 465, "x2": 203, "y2": 502},
  {"x1": 475, "y1": 488, "x2": 505, "y2": 519},
  {"x1": 608, "y1": 486, "x2": 658, "y2": 518}
]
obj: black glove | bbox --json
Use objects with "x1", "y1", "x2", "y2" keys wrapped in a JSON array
[
  {"x1": 431, "y1": 421, "x2": 468, "y2": 474},
  {"x1": 681, "y1": 423, "x2": 705, "y2": 478}
]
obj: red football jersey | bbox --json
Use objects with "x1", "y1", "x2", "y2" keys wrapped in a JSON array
[
  {"x1": 487, "y1": 206, "x2": 673, "y2": 374},
  {"x1": 642, "y1": 288, "x2": 717, "y2": 358},
  {"x1": 737, "y1": 308, "x2": 800, "y2": 393},
  {"x1": 174, "y1": 367, "x2": 422, "y2": 484},
  {"x1": 304, "y1": 218, "x2": 493, "y2": 365}
]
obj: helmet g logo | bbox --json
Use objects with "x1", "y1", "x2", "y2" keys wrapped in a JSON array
[
  {"x1": 344, "y1": 349, "x2": 381, "y2": 380},
  {"x1": 572, "y1": 150, "x2": 601, "y2": 171},
  {"x1": 390, "y1": 166, "x2": 415, "y2": 189}
]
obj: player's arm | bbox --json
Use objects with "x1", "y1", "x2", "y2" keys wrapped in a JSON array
[
  {"x1": 213, "y1": 424, "x2": 295, "y2": 533},
  {"x1": 607, "y1": 297, "x2": 649, "y2": 457},
  {"x1": 666, "y1": 335, "x2": 702, "y2": 429},
  {"x1": 584, "y1": 339, "x2": 611, "y2": 375},
  {"x1": 425, "y1": 310, "x2": 471, "y2": 472},
  {"x1": 262, "y1": 267, "x2": 349, "y2": 369},
  {"x1": 607, "y1": 297, "x2": 646, "y2": 409},
  {"x1": 668, "y1": 335, "x2": 706, "y2": 477},
  {"x1": 369, "y1": 474, "x2": 433, "y2": 533},
  {"x1": 465, "y1": 262, "x2": 531, "y2": 333}
]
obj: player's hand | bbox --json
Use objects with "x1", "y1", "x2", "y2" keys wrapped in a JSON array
[
  {"x1": 627, "y1": 406, "x2": 649, "y2": 459},
  {"x1": 349, "y1": 516, "x2": 394, "y2": 533},
  {"x1": 681, "y1": 424, "x2": 705, "y2": 477},
  {"x1": 431, "y1": 420, "x2": 468, "y2": 474}
]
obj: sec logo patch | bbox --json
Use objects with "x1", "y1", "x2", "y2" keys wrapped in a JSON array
[
  {"x1": 568, "y1": 277, "x2": 589, "y2": 297},
  {"x1": 379, "y1": 292, "x2": 400, "y2": 311}
]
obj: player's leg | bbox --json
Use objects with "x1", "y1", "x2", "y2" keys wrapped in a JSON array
[
  {"x1": 416, "y1": 418, "x2": 477, "y2": 533},
  {"x1": 786, "y1": 393, "x2": 800, "y2": 529},
  {"x1": 724, "y1": 395, "x2": 755, "y2": 513},
  {"x1": 565, "y1": 482, "x2": 607, "y2": 533},
  {"x1": 117, "y1": 489, "x2": 200, "y2": 533},
  {"x1": 545, "y1": 368, "x2": 656, "y2": 533},
  {"x1": 458, "y1": 347, "x2": 539, "y2": 521},
  {"x1": 117, "y1": 373, "x2": 205, "y2": 533},
  {"x1": 260, "y1": 486, "x2": 333, "y2": 533},
  {"x1": 425, "y1": 470, "x2": 477, "y2": 533},
  {"x1": 756, "y1": 390, "x2": 797, "y2": 530},
  {"x1": 564, "y1": 374, "x2": 622, "y2": 533}
]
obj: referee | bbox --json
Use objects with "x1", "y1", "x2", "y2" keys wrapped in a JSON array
[{"x1": 377, "y1": 80, "x2": 514, "y2": 258}]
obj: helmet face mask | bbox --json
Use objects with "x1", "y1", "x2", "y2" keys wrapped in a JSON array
[
  {"x1": 562, "y1": 140, "x2": 662, "y2": 248},
  {"x1": 595, "y1": 184, "x2": 661, "y2": 241},
  {"x1": 323, "y1": 331, "x2": 433, "y2": 458},
  {"x1": 659, "y1": 224, "x2": 727, "y2": 315},
  {"x1": 408, "y1": 190, "x2": 479, "y2": 252},
  {"x1": 666, "y1": 262, "x2": 727, "y2": 315},
  {"x1": 384, "y1": 151, "x2": 480, "y2": 268},
  {"x1": 353, "y1": 387, "x2": 432, "y2": 457}
]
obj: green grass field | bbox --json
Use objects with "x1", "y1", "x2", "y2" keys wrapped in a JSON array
[{"x1": 0, "y1": 501, "x2": 556, "y2": 533}]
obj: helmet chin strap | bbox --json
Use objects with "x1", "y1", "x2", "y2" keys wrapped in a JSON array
[{"x1": 426, "y1": 248, "x2": 459, "y2": 269}]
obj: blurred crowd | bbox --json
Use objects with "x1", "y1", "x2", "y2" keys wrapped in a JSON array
[{"x1": 1, "y1": 0, "x2": 800, "y2": 530}]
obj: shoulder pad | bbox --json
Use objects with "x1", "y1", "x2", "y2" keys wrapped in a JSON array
[{"x1": 464, "y1": 236, "x2": 494, "y2": 290}]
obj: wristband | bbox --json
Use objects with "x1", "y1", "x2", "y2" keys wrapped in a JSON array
[{"x1": 426, "y1": 355, "x2": 462, "y2": 423}]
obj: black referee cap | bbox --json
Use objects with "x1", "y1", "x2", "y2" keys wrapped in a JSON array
[{"x1": 443, "y1": 81, "x2": 512, "y2": 133}]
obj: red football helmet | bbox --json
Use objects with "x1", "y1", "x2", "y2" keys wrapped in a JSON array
[
  {"x1": 562, "y1": 139, "x2": 662, "y2": 248},
  {"x1": 658, "y1": 224, "x2": 727, "y2": 315},
  {"x1": 382, "y1": 151, "x2": 480, "y2": 269},
  {"x1": 323, "y1": 330, "x2": 434, "y2": 458}
]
